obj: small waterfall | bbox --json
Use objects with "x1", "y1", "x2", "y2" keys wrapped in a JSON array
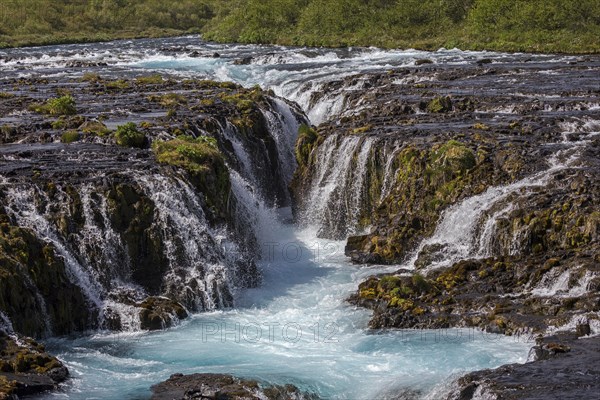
[
  {"x1": 0, "y1": 311, "x2": 14, "y2": 334},
  {"x1": 299, "y1": 135, "x2": 369, "y2": 238},
  {"x1": 379, "y1": 143, "x2": 403, "y2": 203},
  {"x1": 77, "y1": 184, "x2": 131, "y2": 286},
  {"x1": 3, "y1": 185, "x2": 105, "y2": 311},
  {"x1": 134, "y1": 173, "x2": 237, "y2": 311},
  {"x1": 412, "y1": 134, "x2": 592, "y2": 272},
  {"x1": 297, "y1": 134, "x2": 403, "y2": 239},
  {"x1": 262, "y1": 97, "x2": 302, "y2": 185},
  {"x1": 279, "y1": 76, "x2": 368, "y2": 125},
  {"x1": 531, "y1": 269, "x2": 598, "y2": 298}
]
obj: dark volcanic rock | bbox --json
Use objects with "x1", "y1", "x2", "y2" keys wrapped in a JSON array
[
  {"x1": 446, "y1": 334, "x2": 600, "y2": 400},
  {"x1": 0, "y1": 330, "x2": 68, "y2": 399},
  {"x1": 151, "y1": 373, "x2": 317, "y2": 400}
]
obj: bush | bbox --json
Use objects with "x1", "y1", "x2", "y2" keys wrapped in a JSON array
[
  {"x1": 31, "y1": 96, "x2": 77, "y2": 116},
  {"x1": 61, "y1": 130, "x2": 79, "y2": 143},
  {"x1": 115, "y1": 123, "x2": 146, "y2": 148}
]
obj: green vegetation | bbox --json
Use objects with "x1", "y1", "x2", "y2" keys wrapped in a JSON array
[
  {"x1": 60, "y1": 130, "x2": 79, "y2": 143},
  {"x1": 136, "y1": 74, "x2": 164, "y2": 85},
  {"x1": 114, "y1": 122, "x2": 146, "y2": 148},
  {"x1": 0, "y1": 1, "x2": 598, "y2": 53},
  {"x1": 30, "y1": 96, "x2": 77, "y2": 116},
  {"x1": 153, "y1": 135, "x2": 219, "y2": 174},
  {"x1": 294, "y1": 124, "x2": 321, "y2": 166},
  {"x1": 152, "y1": 135, "x2": 230, "y2": 219}
]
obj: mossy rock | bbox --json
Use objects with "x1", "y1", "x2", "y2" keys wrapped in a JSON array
[
  {"x1": 115, "y1": 122, "x2": 146, "y2": 148},
  {"x1": 152, "y1": 135, "x2": 230, "y2": 221},
  {"x1": 138, "y1": 297, "x2": 188, "y2": 331},
  {"x1": 427, "y1": 96, "x2": 453, "y2": 113},
  {"x1": 29, "y1": 96, "x2": 77, "y2": 116}
]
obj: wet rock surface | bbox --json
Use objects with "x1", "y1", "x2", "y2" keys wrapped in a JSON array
[
  {"x1": 0, "y1": 330, "x2": 68, "y2": 399},
  {"x1": 289, "y1": 56, "x2": 600, "y2": 398},
  {"x1": 0, "y1": 76, "x2": 304, "y2": 339},
  {"x1": 151, "y1": 373, "x2": 317, "y2": 400},
  {"x1": 447, "y1": 334, "x2": 600, "y2": 400}
]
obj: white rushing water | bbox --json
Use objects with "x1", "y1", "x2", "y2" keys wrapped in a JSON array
[
  {"x1": 2, "y1": 37, "x2": 567, "y2": 399},
  {"x1": 40, "y1": 225, "x2": 530, "y2": 400}
]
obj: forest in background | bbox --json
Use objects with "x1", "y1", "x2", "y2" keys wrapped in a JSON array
[{"x1": 1, "y1": 0, "x2": 599, "y2": 52}]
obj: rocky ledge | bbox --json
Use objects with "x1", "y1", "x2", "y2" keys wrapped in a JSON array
[
  {"x1": 447, "y1": 334, "x2": 600, "y2": 400},
  {"x1": 290, "y1": 56, "x2": 600, "y2": 398},
  {"x1": 151, "y1": 373, "x2": 317, "y2": 400},
  {"x1": 0, "y1": 74, "x2": 305, "y2": 398},
  {"x1": 0, "y1": 330, "x2": 68, "y2": 399}
]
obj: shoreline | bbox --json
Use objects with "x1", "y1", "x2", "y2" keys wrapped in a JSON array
[{"x1": 2, "y1": 33, "x2": 599, "y2": 56}]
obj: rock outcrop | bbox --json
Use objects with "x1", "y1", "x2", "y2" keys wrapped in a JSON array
[
  {"x1": 151, "y1": 373, "x2": 317, "y2": 400},
  {"x1": 446, "y1": 334, "x2": 600, "y2": 400},
  {"x1": 0, "y1": 330, "x2": 68, "y2": 399}
]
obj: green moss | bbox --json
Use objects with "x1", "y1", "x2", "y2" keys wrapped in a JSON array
[
  {"x1": 411, "y1": 273, "x2": 431, "y2": 293},
  {"x1": 431, "y1": 140, "x2": 476, "y2": 173},
  {"x1": 218, "y1": 87, "x2": 263, "y2": 113},
  {"x1": 427, "y1": 96, "x2": 453, "y2": 113},
  {"x1": 294, "y1": 124, "x2": 320, "y2": 166},
  {"x1": 147, "y1": 93, "x2": 187, "y2": 108},
  {"x1": 81, "y1": 72, "x2": 101, "y2": 83},
  {"x1": 105, "y1": 80, "x2": 130, "y2": 90},
  {"x1": 136, "y1": 74, "x2": 164, "y2": 85},
  {"x1": 114, "y1": 122, "x2": 146, "y2": 148},
  {"x1": 30, "y1": 95, "x2": 77, "y2": 116},
  {"x1": 60, "y1": 130, "x2": 79, "y2": 143},
  {"x1": 352, "y1": 124, "x2": 373, "y2": 134},
  {"x1": 80, "y1": 120, "x2": 111, "y2": 137},
  {"x1": 152, "y1": 135, "x2": 230, "y2": 219}
]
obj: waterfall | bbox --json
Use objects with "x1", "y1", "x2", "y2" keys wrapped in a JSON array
[
  {"x1": 0, "y1": 93, "x2": 303, "y2": 335},
  {"x1": 411, "y1": 132, "x2": 594, "y2": 272},
  {"x1": 262, "y1": 97, "x2": 302, "y2": 185},
  {"x1": 134, "y1": 173, "x2": 237, "y2": 311},
  {"x1": 0, "y1": 311, "x2": 14, "y2": 334},
  {"x1": 296, "y1": 134, "x2": 405, "y2": 239},
  {"x1": 3, "y1": 185, "x2": 105, "y2": 311},
  {"x1": 299, "y1": 135, "x2": 366, "y2": 238}
]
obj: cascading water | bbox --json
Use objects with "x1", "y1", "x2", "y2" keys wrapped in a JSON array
[
  {"x1": 298, "y1": 135, "x2": 377, "y2": 239},
  {"x1": 5, "y1": 37, "x2": 595, "y2": 400}
]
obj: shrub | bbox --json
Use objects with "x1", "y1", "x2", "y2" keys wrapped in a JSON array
[
  {"x1": 114, "y1": 122, "x2": 146, "y2": 148},
  {"x1": 61, "y1": 130, "x2": 79, "y2": 143},
  {"x1": 31, "y1": 96, "x2": 77, "y2": 116}
]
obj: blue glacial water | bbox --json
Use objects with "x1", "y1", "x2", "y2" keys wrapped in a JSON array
[
  {"x1": 0, "y1": 37, "x2": 541, "y2": 399},
  {"x1": 40, "y1": 225, "x2": 531, "y2": 400}
]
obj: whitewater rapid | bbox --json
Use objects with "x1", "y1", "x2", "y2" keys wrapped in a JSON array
[
  {"x1": 41, "y1": 224, "x2": 530, "y2": 399},
  {"x1": 0, "y1": 36, "x2": 549, "y2": 399}
]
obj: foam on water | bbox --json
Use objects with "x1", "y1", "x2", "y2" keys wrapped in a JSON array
[{"x1": 40, "y1": 225, "x2": 531, "y2": 400}]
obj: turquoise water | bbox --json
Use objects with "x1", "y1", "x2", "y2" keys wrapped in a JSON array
[
  {"x1": 4, "y1": 39, "x2": 538, "y2": 399},
  {"x1": 41, "y1": 227, "x2": 531, "y2": 399}
]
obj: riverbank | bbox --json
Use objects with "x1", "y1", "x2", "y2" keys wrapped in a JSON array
[
  {"x1": 1, "y1": 38, "x2": 599, "y2": 399},
  {"x1": 1, "y1": 1, "x2": 599, "y2": 54}
]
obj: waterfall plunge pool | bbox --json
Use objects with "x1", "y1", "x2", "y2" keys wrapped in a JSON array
[
  {"x1": 40, "y1": 228, "x2": 532, "y2": 400},
  {"x1": 0, "y1": 37, "x2": 551, "y2": 399}
]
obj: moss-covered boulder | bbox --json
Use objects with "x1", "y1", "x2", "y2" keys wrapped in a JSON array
[
  {"x1": 153, "y1": 135, "x2": 231, "y2": 221},
  {"x1": 138, "y1": 297, "x2": 188, "y2": 331},
  {"x1": 0, "y1": 331, "x2": 68, "y2": 398},
  {"x1": 0, "y1": 207, "x2": 93, "y2": 338}
]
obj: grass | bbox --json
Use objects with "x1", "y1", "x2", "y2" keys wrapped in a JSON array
[
  {"x1": 30, "y1": 96, "x2": 77, "y2": 116},
  {"x1": 0, "y1": 1, "x2": 598, "y2": 54},
  {"x1": 61, "y1": 130, "x2": 79, "y2": 143},
  {"x1": 114, "y1": 123, "x2": 146, "y2": 148}
]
